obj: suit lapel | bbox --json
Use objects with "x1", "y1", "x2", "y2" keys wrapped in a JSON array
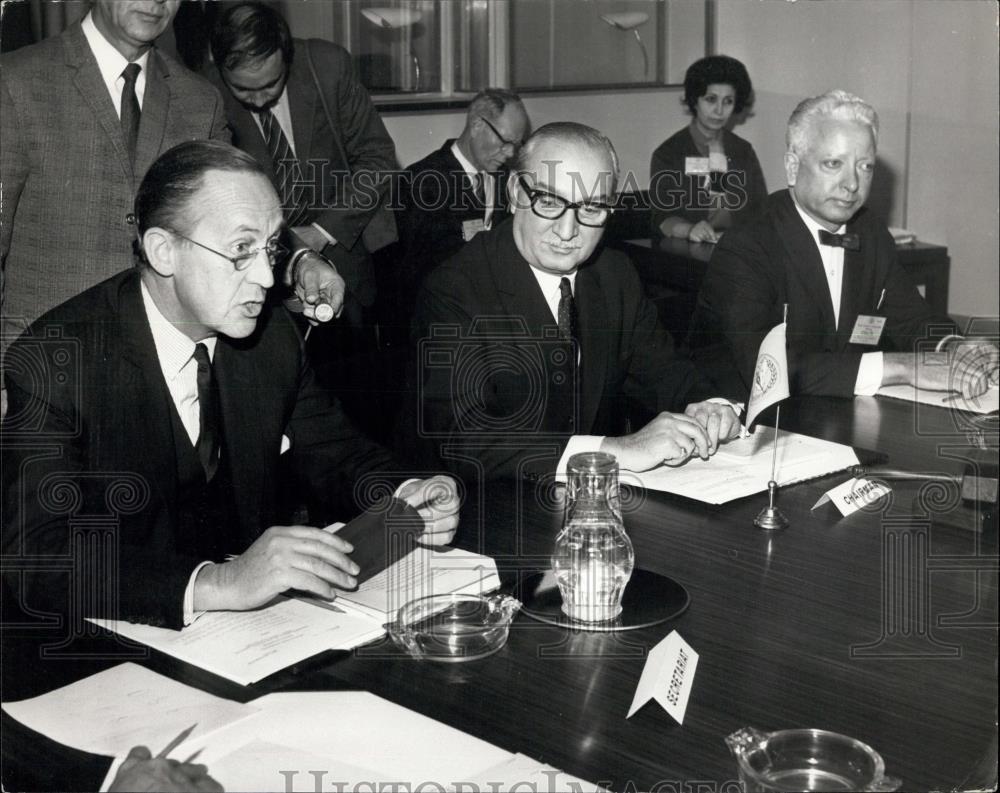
[
  {"x1": 286, "y1": 59, "x2": 316, "y2": 164},
  {"x1": 574, "y1": 262, "x2": 609, "y2": 433},
  {"x1": 491, "y1": 227, "x2": 560, "y2": 338},
  {"x1": 116, "y1": 274, "x2": 178, "y2": 520},
  {"x1": 133, "y1": 50, "x2": 169, "y2": 184},
  {"x1": 835, "y1": 217, "x2": 874, "y2": 349},
  {"x1": 775, "y1": 192, "x2": 837, "y2": 334},
  {"x1": 63, "y1": 23, "x2": 132, "y2": 182},
  {"x1": 214, "y1": 336, "x2": 268, "y2": 536}
]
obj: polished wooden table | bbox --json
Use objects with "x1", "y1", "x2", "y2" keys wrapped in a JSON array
[
  {"x1": 618, "y1": 237, "x2": 953, "y2": 316},
  {"x1": 3, "y1": 397, "x2": 996, "y2": 791}
]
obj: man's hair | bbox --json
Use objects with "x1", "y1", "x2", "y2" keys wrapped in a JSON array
[
  {"x1": 468, "y1": 88, "x2": 525, "y2": 124},
  {"x1": 683, "y1": 55, "x2": 753, "y2": 114},
  {"x1": 786, "y1": 90, "x2": 880, "y2": 156},
  {"x1": 134, "y1": 140, "x2": 268, "y2": 243},
  {"x1": 210, "y1": 1, "x2": 294, "y2": 72},
  {"x1": 513, "y1": 122, "x2": 620, "y2": 193}
]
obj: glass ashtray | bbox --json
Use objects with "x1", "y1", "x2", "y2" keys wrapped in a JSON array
[
  {"x1": 387, "y1": 593, "x2": 521, "y2": 662},
  {"x1": 726, "y1": 727, "x2": 901, "y2": 792}
]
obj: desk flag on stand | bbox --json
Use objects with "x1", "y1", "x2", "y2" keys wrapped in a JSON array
[
  {"x1": 745, "y1": 322, "x2": 790, "y2": 429},
  {"x1": 748, "y1": 321, "x2": 791, "y2": 531}
]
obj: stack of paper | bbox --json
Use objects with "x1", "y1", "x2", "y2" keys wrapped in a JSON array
[
  {"x1": 2, "y1": 663, "x2": 606, "y2": 792},
  {"x1": 88, "y1": 544, "x2": 500, "y2": 685},
  {"x1": 616, "y1": 428, "x2": 860, "y2": 505}
]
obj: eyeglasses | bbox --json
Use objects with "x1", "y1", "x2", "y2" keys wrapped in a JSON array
[
  {"x1": 479, "y1": 116, "x2": 522, "y2": 151},
  {"x1": 516, "y1": 175, "x2": 614, "y2": 228},
  {"x1": 171, "y1": 231, "x2": 289, "y2": 271}
]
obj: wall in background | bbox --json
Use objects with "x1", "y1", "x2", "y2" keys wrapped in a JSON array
[
  {"x1": 716, "y1": 0, "x2": 998, "y2": 317},
  {"x1": 287, "y1": 0, "x2": 996, "y2": 316}
]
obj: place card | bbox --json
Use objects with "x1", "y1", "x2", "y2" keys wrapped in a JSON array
[
  {"x1": 812, "y1": 477, "x2": 891, "y2": 517},
  {"x1": 627, "y1": 630, "x2": 698, "y2": 724}
]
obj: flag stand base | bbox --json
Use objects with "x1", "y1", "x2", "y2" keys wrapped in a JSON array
[{"x1": 754, "y1": 480, "x2": 789, "y2": 531}]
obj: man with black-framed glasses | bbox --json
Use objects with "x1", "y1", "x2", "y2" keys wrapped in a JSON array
[
  {"x1": 3, "y1": 140, "x2": 460, "y2": 633},
  {"x1": 409, "y1": 122, "x2": 739, "y2": 483}
]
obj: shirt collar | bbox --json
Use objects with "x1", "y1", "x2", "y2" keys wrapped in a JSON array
[
  {"x1": 451, "y1": 140, "x2": 480, "y2": 179},
  {"x1": 527, "y1": 264, "x2": 578, "y2": 302},
  {"x1": 81, "y1": 11, "x2": 151, "y2": 89},
  {"x1": 140, "y1": 279, "x2": 217, "y2": 381},
  {"x1": 791, "y1": 194, "x2": 846, "y2": 243}
]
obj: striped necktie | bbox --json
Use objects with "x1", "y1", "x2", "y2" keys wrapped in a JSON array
[
  {"x1": 558, "y1": 277, "x2": 577, "y2": 342},
  {"x1": 257, "y1": 109, "x2": 309, "y2": 227}
]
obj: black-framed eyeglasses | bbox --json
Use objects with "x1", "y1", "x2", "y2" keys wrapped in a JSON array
[
  {"x1": 479, "y1": 116, "x2": 522, "y2": 150},
  {"x1": 516, "y1": 175, "x2": 614, "y2": 228},
  {"x1": 170, "y1": 231, "x2": 289, "y2": 271}
]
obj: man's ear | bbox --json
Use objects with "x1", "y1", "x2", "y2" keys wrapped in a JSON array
[
  {"x1": 142, "y1": 228, "x2": 177, "y2": 277},
  {"x1": 783, "y1": 151, "x2": 799, "y2": 187}
]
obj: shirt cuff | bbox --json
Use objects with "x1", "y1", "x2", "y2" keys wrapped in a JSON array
[
  {"x1": 183, "y1": 561, "x2": 215, "y2": 626},
  {"x1": 556, "y1": 435, "x2": 606, "y2": 480},
  {"x1": 854, "y1": 352, "x2": 884, "y2": 396},
  {"x1": 311, "y1": 222, "x2": 337, "y2": 247}
]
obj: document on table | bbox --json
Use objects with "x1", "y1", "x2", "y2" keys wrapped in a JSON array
[
  {"x1": 307, "y1": 545, "x2": 502, "y2": 622},
  {"x1": 87, "y1": 596, "x2": 384, "y2": 686},
  {"x1": 1, "y1": 663, "x2": 255, "y2": 757},
  {"x1": 877, "y1": 384, "x2": 999, "y2": 414},
  {"x1": 621, "y1": 428, "x2": 859, "y2": 505}
]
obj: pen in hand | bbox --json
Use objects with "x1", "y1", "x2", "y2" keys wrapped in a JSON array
[{"x1": 155, "y1": 722, "x2": 198, "y2": 759}]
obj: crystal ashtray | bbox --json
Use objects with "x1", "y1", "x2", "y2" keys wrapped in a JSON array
[{"x1": 387, "y1": 593, "x2": 521, "y2": 662}]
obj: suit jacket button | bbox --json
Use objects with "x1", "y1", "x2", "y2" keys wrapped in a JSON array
[{"x1": 125, "y1": 213, "x2": 137, "y2": 225}]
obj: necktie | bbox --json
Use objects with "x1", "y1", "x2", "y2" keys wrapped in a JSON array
[
  {"x1": 257, "y1": 109, "x2": 308, "y2": 227},
  {"x1": 818, "y1": 229, "x2": 861, "y2": 252},
  {"x1": 557, "y1": 277, "x2": 576, "y2": 342},
  {"x1": 193, "y1": 343, "x2": 221, "y2": 482},
  {"x1": 120, "y1": 63, "x2": 141, "y2": 167},
  {"x1": 472, "y1": 172, "x2": 486, "y2": 204}
]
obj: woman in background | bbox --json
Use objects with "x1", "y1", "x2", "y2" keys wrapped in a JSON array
[{"x1": 650, "y1": 55, "x2": 767, "y2": 243}]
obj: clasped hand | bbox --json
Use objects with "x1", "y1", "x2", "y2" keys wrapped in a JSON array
[
  {"x1": 601, "y1": 400, "x2": 740, "y2": 472},
  {"x1": 194, "y1": 476, "x2": 461, "y2": 612},
  {"x1": 285, "y1": 232, "x2": 346, "y2": 322}
]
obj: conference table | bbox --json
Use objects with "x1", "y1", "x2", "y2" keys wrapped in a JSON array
[{"x1": 2, "y1": 395, "x2": 997, "y2": 791}]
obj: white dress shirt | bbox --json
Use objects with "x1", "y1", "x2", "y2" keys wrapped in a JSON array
[
  {"x1": 792, "y1": 200, "x2": 883, "y2": 395},
  {"x1": 452, "y1": 141, "x2": 496, "y2": 229},
  {"x1": 80, "y1": 12, "x2": 151, "y2": 115}
]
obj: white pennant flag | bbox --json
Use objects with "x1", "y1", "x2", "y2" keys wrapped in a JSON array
[{"x1": 745, "y1": 322, "x2": 790, "y2": 428}]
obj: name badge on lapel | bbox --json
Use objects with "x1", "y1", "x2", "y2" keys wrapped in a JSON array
[
  {"x1": 462, "y1": 218, "x2": 486, "y2": 242},
  {"x1": 850, "y1": 314, "x2": 887, "y2": 346},
  {"x1": 684, "y1": 156, "x2": 710, "y2": 175}
]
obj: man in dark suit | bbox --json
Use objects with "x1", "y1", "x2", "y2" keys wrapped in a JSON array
[
  {"x1": 690, "y1": 90, "x2": 997, "y2": 399},
  {"x1": 0, "y1": 0, "x2": 344, "y2": 357},
  {"x1": 401, "y1": 89, "x2": 530, "y2": 288},
  {"x1": 410, "y1": 122, "x2": 739, "y2": 483},
  {"x1": 2, "y1": 141, "x2": 459, "y2": 631},
  {"x1": 208, "y1": 1, "x2": 397, "y2": 319}
]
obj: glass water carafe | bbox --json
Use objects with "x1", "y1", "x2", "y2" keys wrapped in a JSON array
[{"x1": 553, "y1": 452, "x2": 635, "y2": 622}]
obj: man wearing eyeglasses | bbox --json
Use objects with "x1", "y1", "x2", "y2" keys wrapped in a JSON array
[
  {"x1": 409, "y1": 122, "x2": 739, "y2": 483},
  {"x1": 2, "y1": 140, "x2": 459, "y2": 631},
  {"x1": 400, "y1": 89, "x2": 531, "y2": 290}
]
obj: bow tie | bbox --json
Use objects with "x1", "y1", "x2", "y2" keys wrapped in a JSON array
[{"x1": 818, "y1": 229, "x2": 861, "y2": 252}]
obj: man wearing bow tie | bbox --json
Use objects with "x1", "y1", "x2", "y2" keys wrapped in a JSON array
[{"x1": 689, "y1": 89, "x2": 997, "y2": 399}]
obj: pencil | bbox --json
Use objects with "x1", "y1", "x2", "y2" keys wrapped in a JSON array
[{"x1": 155, "y1": 722, "x2": 197, "y2": 759}]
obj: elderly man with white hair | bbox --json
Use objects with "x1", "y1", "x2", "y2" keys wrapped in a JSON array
[{"x1": 690, "y1": 89, "x2": 997, "y2": 399}]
